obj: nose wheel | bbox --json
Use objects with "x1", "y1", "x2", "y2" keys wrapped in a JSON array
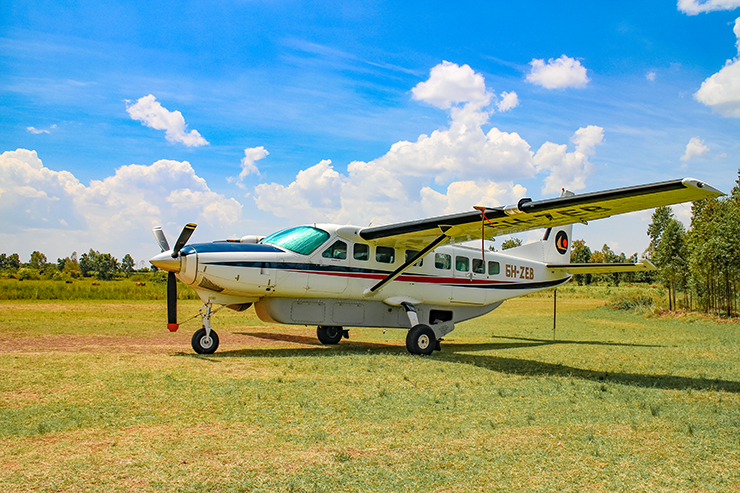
[{"x1": 192, "y1": 327, "x2": 219, "y2": 354}]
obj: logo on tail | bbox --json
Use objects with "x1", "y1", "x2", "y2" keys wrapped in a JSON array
[{"x1": 555, "y1": 230, "x2": 569, "y2": 255}]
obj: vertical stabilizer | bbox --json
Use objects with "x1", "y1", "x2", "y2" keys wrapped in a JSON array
[{"x1": 501, "y1": 189, "x2": 574, "y2": 263}]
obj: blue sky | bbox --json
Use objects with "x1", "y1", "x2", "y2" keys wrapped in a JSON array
[{"x1": 1, "y1": 0, "x2": 739, "y2": 266}]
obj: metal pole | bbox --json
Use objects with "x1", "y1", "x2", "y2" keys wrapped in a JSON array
[{"x1": 553, "y1": 288, "x2": 557, "y2": 341}]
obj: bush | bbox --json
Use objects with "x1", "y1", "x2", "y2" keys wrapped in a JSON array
[{"x1": 607, "y1": 287, "x2": 666, "y2": 313}]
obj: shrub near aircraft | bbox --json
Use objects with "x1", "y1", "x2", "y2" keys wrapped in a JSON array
[{"x1": 150, "y1": 178, "x2": 723, "y2": 355}]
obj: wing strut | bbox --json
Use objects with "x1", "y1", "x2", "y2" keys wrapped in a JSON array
[{"x1": 364, "y1": 227, "x2": 452, "y2": 296}]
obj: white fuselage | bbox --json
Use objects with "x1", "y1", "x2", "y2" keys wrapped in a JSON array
[{"x1": 172, "y1": 223, "x2": 569, "y2": 330}]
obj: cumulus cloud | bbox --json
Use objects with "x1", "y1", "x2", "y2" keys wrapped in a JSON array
[
  {"x1": 412, "y1": 61, "x2": 491, "y2": 110},
  {"x1": 694, "y1": 18, "x2": 740, "y2": 117},
  {"x1": 0, "y1": 149, "x2": 240, "y2": 260},
  {"x1": 253, "y1": 62, "x2": 604, "y2": 227},
  {"x1": 231, "y1": 146, "x2": 268, "y2": 188},
  {"x1": 534, "y1": 125, "x2": 604, "y2": 194},
  {"x1": 526, "y1": 55, "x2": 590, "y2": 89},
  {"x1": 497, "y1": 91, "x2": 519, "y2": 112},
  {"x1": 678, "y1": 0, "x2": 740, "y2": 15},
  {"x1": 646, "y1": 71, "x2": 657, "y2": 82},
  {"x1": 126, "y1": 94, "x2": 209, "y2": 146},
  {"x1": 681, "y1": 137, "x2": 710, "y2": 161}
]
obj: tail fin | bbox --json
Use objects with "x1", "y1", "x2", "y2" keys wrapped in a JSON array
[{"x1": 500, "y1": 189, "x2": 574, "y2": 263}]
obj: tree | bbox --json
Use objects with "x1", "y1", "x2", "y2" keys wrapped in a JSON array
[
  {"x1": 60, "y1": 252, "x2": 81, "y2": 278},
  {"x1": 501, "y1": 238, "x2": 523, "y2": 250},
  {"x1": 79, "y1": 250, "x2": 95, "y2": 277},
  {"x1": 121, "y1": 254, "x2": 135, "y2": 276},
  {"x1": 654, "y1": 219, "x2": 687, "y2": 310},
  {"x1": 6, "y1": 253, "x2": 20, "y2": 270},
  {"x1": 647, "y1": 206, "x2": 673, "y2": 257},
  {"x1": 29, "y1": 251, "x2": 48, "y2": 270},
  {"x1": 570, "y1": 239, "x2": 592, "y2": 285}
]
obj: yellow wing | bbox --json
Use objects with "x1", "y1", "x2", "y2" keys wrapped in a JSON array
[{"x1": 358, "y1": 178, "x2": 723, "y2": 247}]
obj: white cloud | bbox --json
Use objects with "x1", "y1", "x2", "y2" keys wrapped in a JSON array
[
  {"x1": 534, "y1": 125, "x2": 604, "y2": 194},
  {"x1": 497, "y1": 91, "x2": 519, "y2": 112},
  {"x1": 26, "y1": 124, "x2": 56, "y2": 134},
  {"x1": 232, "y1": 146, "x2": 268, "y2": 188},
  {"x1": 694, "y1": 18, "x2": 740, "y2": 117},
  {"x1": 526, "y1": 55, "x2": 590, "y2": 89},
  {"x1": 254, "y1": 62, "x2": 604, "y2": 227},
  {"x1": 680, "y1": 137, "x2": 710, "y2": 161},
  {"x1": 411, "y1": 61, "x2": 491, "y2": 110},
  {"x1": 126, "y1": 94, "x2": 209, "y2": 147},
  {"x1": 646, "y1": 71, "x2": 657, "y2": 82},
  {"x1": 0, "y1": 149, "x2": 240, "y2": 261},
  {"x1": 678, "y1": 0, "x2": 740, "y2": 15}
]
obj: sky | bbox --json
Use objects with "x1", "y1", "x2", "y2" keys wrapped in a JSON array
[{"x1": 2, "y1": 0, "x2": 740, "y2": 267}]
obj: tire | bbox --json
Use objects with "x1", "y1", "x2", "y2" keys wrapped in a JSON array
[
  {"x1": 406, "y1": 324, "x2": 436, "y2": 355},
  {"x1": 317, "y1": 325, "x2": 343, "y2": 345},
  {"x1": 192, "y1": 328, "x2": 219, "y2": 354}
]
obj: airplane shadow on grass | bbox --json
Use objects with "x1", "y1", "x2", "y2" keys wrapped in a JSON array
[{"x1": 179, "y1": 331, "x2": 740, "y2": 394}]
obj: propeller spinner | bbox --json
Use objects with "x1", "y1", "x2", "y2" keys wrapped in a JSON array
[{"x1": 150, "y1": 223, "x2": 197, "y2": 332}]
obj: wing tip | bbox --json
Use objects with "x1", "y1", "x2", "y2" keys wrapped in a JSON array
[{"x1": 681, "y1": 177, "x2": 724, "y2": 196}]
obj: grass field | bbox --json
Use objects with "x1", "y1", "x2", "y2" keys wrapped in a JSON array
[{"x1": 1, "y1": 290, "x2": 739, "y2": 492}]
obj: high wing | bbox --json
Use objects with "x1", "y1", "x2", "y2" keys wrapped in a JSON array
[{"x1": 358, "y1": 178, "x2": 723, "y2": 248}]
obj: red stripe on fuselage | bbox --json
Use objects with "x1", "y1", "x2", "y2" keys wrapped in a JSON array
[{"x1": 289, "y1": 269, "x2": 520, "y2": 287}]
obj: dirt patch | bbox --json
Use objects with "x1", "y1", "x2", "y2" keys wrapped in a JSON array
[{"x1": 0, "y1": 326, "x2": 353, "y2": 354}]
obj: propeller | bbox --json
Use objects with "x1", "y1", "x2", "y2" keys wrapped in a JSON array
[{"x1": 150, "y1": 223, "x2": 198, "y2": 332}]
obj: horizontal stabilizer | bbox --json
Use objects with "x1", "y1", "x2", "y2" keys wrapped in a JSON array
[{"x1": 546, "y1": 259, "x2": 656, "y2": 274}]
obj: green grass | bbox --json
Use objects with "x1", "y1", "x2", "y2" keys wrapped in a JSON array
[
  {"x1": 1, "y1": 292, "x2": 739, "y2": 491},
  {"x1": 0, "y1": 278, "x2": 199, "y2": 300}
]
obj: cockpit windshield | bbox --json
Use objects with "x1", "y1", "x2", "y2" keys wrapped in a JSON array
[{"x1": 259, "y1": 226, "x2": 330, "y2": 255}]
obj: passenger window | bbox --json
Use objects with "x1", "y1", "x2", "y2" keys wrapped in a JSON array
[
  {"x1": 435, "y1": 253, "x2": 451, "y2": 270},
  {"x1": 472, "y1": 258, "x2": 484, "y2": 274},
  {"x1": 405, "y1": 250, "x2": 423, "y2": 267},
  {"x1": 456, "y1": 256, "x2": 469, "y2": 272},
  {"x1": 353, "y1": 244, "x2": 369, "y2": 261},
  {"x1": 376, "y1": 246, "x2": 395, "y2": 264},
  {"x1": 321, "y1": 240, "x2": 347, "y2": 260},
  {"x1": 488, "y1": 261, "x2": 500, "y2": 275}
]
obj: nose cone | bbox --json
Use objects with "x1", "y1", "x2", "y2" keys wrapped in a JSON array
[{"x1": 150, "y1": 251, "x2": 181, "y2": 272}]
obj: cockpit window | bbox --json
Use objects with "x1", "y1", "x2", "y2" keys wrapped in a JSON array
[{"x1": 260, "y1": 226, "x2": 330, "y2": 255}]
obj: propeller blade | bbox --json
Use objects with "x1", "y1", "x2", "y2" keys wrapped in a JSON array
[
  {"x1": 172, "y1": 223, "x2": 197, "y2": 257},
  {"x1": 167, "y1": 271, "x2": 179, "y2": 332},
  {"x1": 152, "y1": 226, "x2": 170, "y2": 252}
]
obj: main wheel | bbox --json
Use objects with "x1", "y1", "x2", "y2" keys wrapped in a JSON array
[
  {"x1": 406, "y1": 324, "x2": 436, "y2": 355},
  {"x1": 192, "y1": 328, "x2": 219, "y2": 354},
  {"x1": 317, "y1": 325, "x2": 343, "y2": 345}
]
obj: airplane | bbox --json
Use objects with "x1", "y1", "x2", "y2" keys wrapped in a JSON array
[{"x1": 150, "y1": 177, "x2": 723, "y2": 356}]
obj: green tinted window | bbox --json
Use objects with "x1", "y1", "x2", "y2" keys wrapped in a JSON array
[
  {"x1": 354, "y1": 244, "x2": 369, "y2": 261},
  {"x1": 405, "y1": 250, "x2": 423, "y2": 267},
  {"x1": 473, "y1": 258, "x2": 485, "y2": 274},
  {"x1": 322, "y1": 240, "x2": 347, "y2": 259},
  {"x1": 488, "y1": 261, "x2": 500, "y2": 275},
  {"x1": 456, "y1": 256, "x2": 469, "y2": 272},
  {"x1": 260, "y1": 226, "x2": 330, "y2": 255},
  {"x1": 376, "y1": 246, "x2": 395, "y2": 264},
  {"x1": 435, "y1": 253, "x2": 451, "y2": 270}
]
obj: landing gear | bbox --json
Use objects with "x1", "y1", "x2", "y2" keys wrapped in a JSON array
[
  {"x1": 192, "y1": 327, "x2": 219, "y2": 354},
  {"x1": 191, "y1": 303, "x2": 220, "y2": 354},
  {"x1": 317, "y1": 325, "x2": 344, "y2": 345},
  {"x1": 406, "y1": 324, "x2": 436, "y2": 356}
]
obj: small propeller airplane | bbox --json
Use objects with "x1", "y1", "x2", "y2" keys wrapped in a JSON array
[{"x1": 150, "y1": 178, "x2": 723, "y2": 355}]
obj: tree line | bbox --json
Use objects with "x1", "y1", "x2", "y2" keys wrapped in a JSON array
[{"x1": 0, "y1": 249, "x2": 146, "y2": 281}]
